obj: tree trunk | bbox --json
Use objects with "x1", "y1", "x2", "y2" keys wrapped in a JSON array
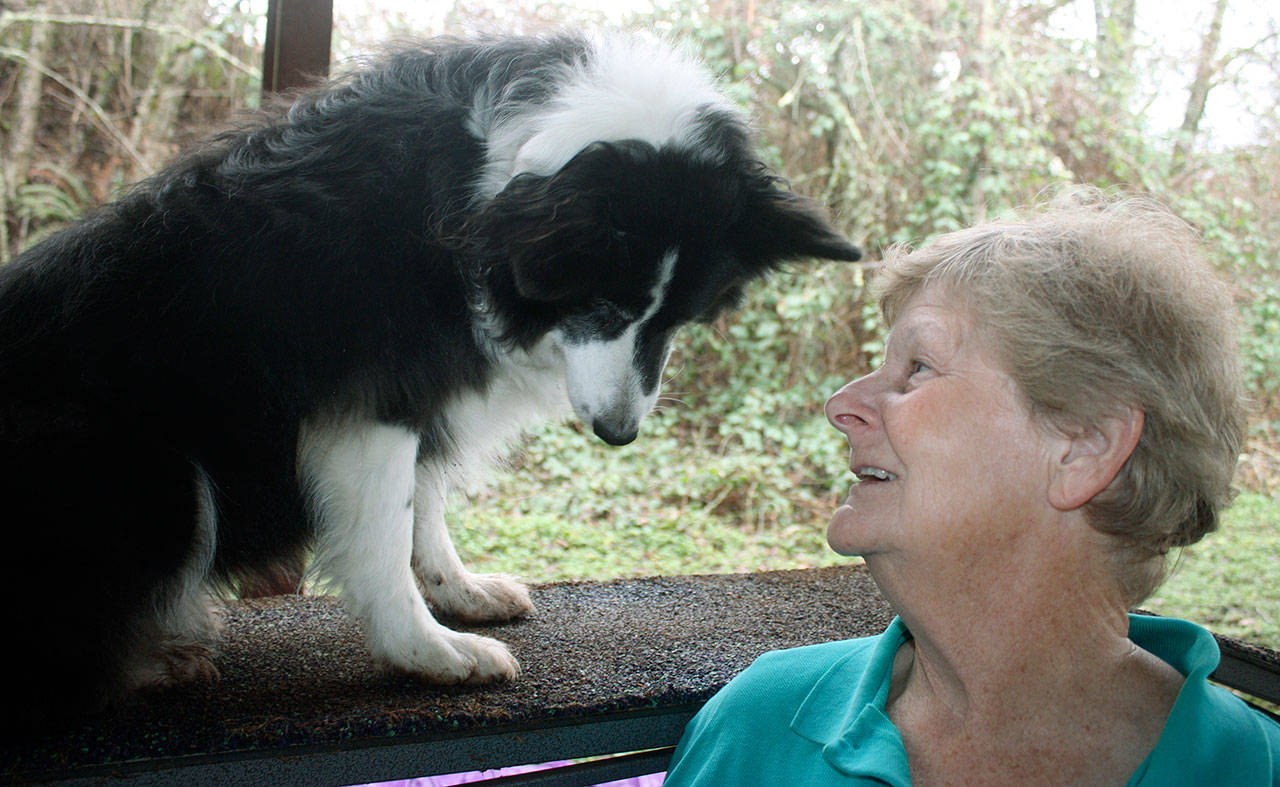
[
  {"x1": 1094, "y1": 0, "x2": 1136, "y2": 73},
  {"x1": 5, "y1": 20, "x2": 51, "y2": 202},
  {"x1": 966, "y1": 0, "x2": 994, "y2": 222},
  {"x1": 1174, "y1": 0, "x2": 1229, "y2": 161}
]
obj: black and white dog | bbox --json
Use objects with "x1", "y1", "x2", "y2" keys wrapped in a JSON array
[{"x1": 0, "y1": 33, "x2": 858, "y2": 716}]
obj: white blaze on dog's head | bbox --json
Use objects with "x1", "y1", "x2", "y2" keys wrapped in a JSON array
[
  {"x1": 514, "y1": 35, "x2": 730, "y2": 176},
  {"x1": 559, "y1": 250, "x2": 678, "y2": 446},
  {"x1": 476, "y1": 34, "x2": 738, "y2": 198}
]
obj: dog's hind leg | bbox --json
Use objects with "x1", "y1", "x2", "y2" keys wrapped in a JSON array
[
  {"x1": 411, "y1": 460, "x2": 534, "y2": 623},
  {"x1": 2, "y1": 409, "x2": 220, "y2": 728},
  {"x1": 123, "y1": 464, "x2": 222, "y2": 692},
  {"x1": 300, "y1": 418, "x2": 519, "y2": 684}
]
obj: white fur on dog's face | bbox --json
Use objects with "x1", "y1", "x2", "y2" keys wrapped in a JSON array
[{"x1": 555, "y1": 250, "x2": 678, "y2": 445}]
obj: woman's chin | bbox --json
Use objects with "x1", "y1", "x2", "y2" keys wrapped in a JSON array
[{"x1": 826, "y1": 504, "x2": 873, "y2": 557}]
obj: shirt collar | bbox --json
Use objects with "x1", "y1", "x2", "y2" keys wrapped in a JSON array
[
  {"x1": 1127, "y1": 613, "x2": 1246, "y2": 784},
  {"x1": 1127, "y1": 612, "x2": 1219, "y2": 680},
  {"x1": 790, "y1": 617, "x2": 912, "y2": 783}
]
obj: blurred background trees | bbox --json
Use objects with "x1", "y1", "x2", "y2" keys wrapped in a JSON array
[
  {"x1": 1, "y1": 0, "x2": 1277, "y2": 575},
  {"x1": 0, "y1": 0, "x2": 260, "y2": 254}
]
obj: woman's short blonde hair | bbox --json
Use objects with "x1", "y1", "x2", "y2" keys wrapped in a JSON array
[{"x1": 875, "y1": 189, "x2": 1248, "y2": 605}]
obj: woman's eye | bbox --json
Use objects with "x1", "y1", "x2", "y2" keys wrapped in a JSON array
[{"x1": 909, "y1": 360, "x2": 929, "y2": 376}]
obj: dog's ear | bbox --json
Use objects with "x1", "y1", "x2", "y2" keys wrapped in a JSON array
[
  {"x1": 477, "y1": 144, "x2": 638, "y2": 302},
  {"x1": 737, "y1": 178, "x2": 861, "y2": 267}
]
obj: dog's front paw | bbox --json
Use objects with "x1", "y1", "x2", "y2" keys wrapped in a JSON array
[
  {"x1": 417, "y1": 570, "x2": 535, "y2": 624},
  {"x1": 375, "y1": 626, "x2": 520, "y2": 685}
]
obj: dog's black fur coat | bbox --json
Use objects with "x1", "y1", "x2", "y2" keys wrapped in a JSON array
[{"x1": 0, "y1": 35, "x2": 858, "y2": 724}]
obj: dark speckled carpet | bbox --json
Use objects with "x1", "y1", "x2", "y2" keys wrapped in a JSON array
[{"x1": 1, "y1": 566, "x2": 895, "y2": 783}]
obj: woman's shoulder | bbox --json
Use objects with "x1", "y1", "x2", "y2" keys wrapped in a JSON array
[
  {"x1": 1193, "y1": 681, "x2": 1280, "y2": 754},
  {"x1": 753, "y1": 634, "x2": 884, "y2": 671},
  {"x1": 665, "y1": 631, "x2": 900, "y2": 786},
  {"x1": 693, "y1": 628, "x2": 894, "y2": 727},
  {"x1": 1135, "y1": 682, "x2": 1280, "y2": 784},
  {"x1": 728, "y1": 633, "x2": 887, "y2": 697}
]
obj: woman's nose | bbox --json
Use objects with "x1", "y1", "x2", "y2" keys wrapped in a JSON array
[{"x1": 825, "y1": 374, "x2": 879, "y2": 435}]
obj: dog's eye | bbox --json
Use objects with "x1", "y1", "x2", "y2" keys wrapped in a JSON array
[{"x1": 593, "y1": 298, "x2": 635, "y2": 324}]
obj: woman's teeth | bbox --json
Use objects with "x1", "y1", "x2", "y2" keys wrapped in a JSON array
[{"x1": 855, "y1": 466, "x2": 897, "y2": 482}]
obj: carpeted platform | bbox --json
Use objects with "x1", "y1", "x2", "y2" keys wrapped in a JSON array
[{"x1": 1, "y1": 566, "x2": 896, "y2": 785}]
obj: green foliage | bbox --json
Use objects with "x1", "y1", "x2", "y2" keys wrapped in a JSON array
[
  {"x1": 1162, "y1": 158, "x2": 1280, "y2": 412},
  {"x1": 10, "y1": 163, "x2": 91, "y2": 246},
  {"x1": 15, "y1": 180, "x2": 85, "y2": 224},
  {"x1": 449, "y1": 416, "x2": 850, "y2": 581},
  {"x1": 648, "y1": 0, "x2": 1280, "y2": 466}
]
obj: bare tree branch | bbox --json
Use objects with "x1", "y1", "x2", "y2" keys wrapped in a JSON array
[{"x1": 1214, "y1": 29, "x2": 1280, "y2": 74}]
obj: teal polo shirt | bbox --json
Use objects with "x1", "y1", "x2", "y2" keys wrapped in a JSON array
[{"x1": 665, "y1": 615, "x2": 1280, "y2": 785}]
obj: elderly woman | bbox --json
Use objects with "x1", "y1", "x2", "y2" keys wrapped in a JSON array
[{"x1": 664, "y1": 192, "x2": 1280, "y2": 785}]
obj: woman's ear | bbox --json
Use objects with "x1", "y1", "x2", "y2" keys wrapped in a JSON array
[{"x1": 1048, "y1": 407, "x2": 1144, "y2": 511}]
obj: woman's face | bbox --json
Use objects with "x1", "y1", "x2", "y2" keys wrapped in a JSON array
[{"x1": 825, "y1": 285, "x2": 1060, "y2": 563}]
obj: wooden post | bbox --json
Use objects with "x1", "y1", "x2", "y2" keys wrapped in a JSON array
[
  {"x1": 262, "y1": 0, "x2": 334, "y2": 96},
  {"x1": 241, "y1": 1, "x2": 334, "y2": 597}
]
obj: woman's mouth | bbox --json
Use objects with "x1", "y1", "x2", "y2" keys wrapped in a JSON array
[{"x1": 853, "y1": 466, "x2": 898, "y2": 483}]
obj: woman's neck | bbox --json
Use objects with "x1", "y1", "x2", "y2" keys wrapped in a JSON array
[
  {"x1": 889, "y1": 562, "x2": 1133, "y2": 714},
  {"x1": 868, "y1": 521, "x2": 1183, "y2": 784}
]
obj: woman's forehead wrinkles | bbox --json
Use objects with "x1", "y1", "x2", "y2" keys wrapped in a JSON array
[{"x1": 887, "y1": 304, "x2": 965, "y2": 358}]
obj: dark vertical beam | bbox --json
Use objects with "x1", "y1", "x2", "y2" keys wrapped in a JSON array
[
  {"x1": 245, "y1": 0, "x2": 332, "y2": 599},
  {"x1": 262, "y1": 0, "x2": 334, "y2": 96}
]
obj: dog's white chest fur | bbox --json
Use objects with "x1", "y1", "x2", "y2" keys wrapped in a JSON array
[
  {"x1": 446, "y1": 335, "x2": 574, "y2": 476},
  {"x1": 296, "y1": 343, "x2": 573, "y2": 684}
]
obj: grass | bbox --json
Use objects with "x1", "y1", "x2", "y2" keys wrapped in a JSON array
[
  {"x1": 450, "y1": 427, "x2": 1280, "y2": 651},
  {"x1": 452, "y1": 506, "x2": 848, "y2": 583},
  {"x1": 1146, "y1": 493, "x2": 1280, "y2": 648}
]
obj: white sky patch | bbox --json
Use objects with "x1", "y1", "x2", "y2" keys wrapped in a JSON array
[
  {"x1": 331, "y1": 0, "x2": 668, "y2": 58},
  {"x1": 249, "y1": 0, "x2": 1271, "y2": 147},
  {"x1": 1048, "y1": 0, "x2": 1278, "y2": 148}
]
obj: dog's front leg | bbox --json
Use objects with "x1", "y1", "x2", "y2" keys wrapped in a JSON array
[
  {"x1": 412, "y1": 461, "x2": 535, "y2": 623},
  {"x1": 301, "y1": 419, "x2": 519, "y2": 684}
]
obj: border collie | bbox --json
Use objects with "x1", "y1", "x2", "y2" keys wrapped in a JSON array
[{"x1": 0, "y1": 32, "x2": 859, "y2": 719}]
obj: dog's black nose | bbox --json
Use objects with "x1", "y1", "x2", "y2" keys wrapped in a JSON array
[{"x1": 593, "y1": 421, "x2": 637, "y2": 446}]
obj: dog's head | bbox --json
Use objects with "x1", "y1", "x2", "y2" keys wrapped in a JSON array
[{"x1": 476, "y1": 133, "x2": 860, "y2": 445}]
